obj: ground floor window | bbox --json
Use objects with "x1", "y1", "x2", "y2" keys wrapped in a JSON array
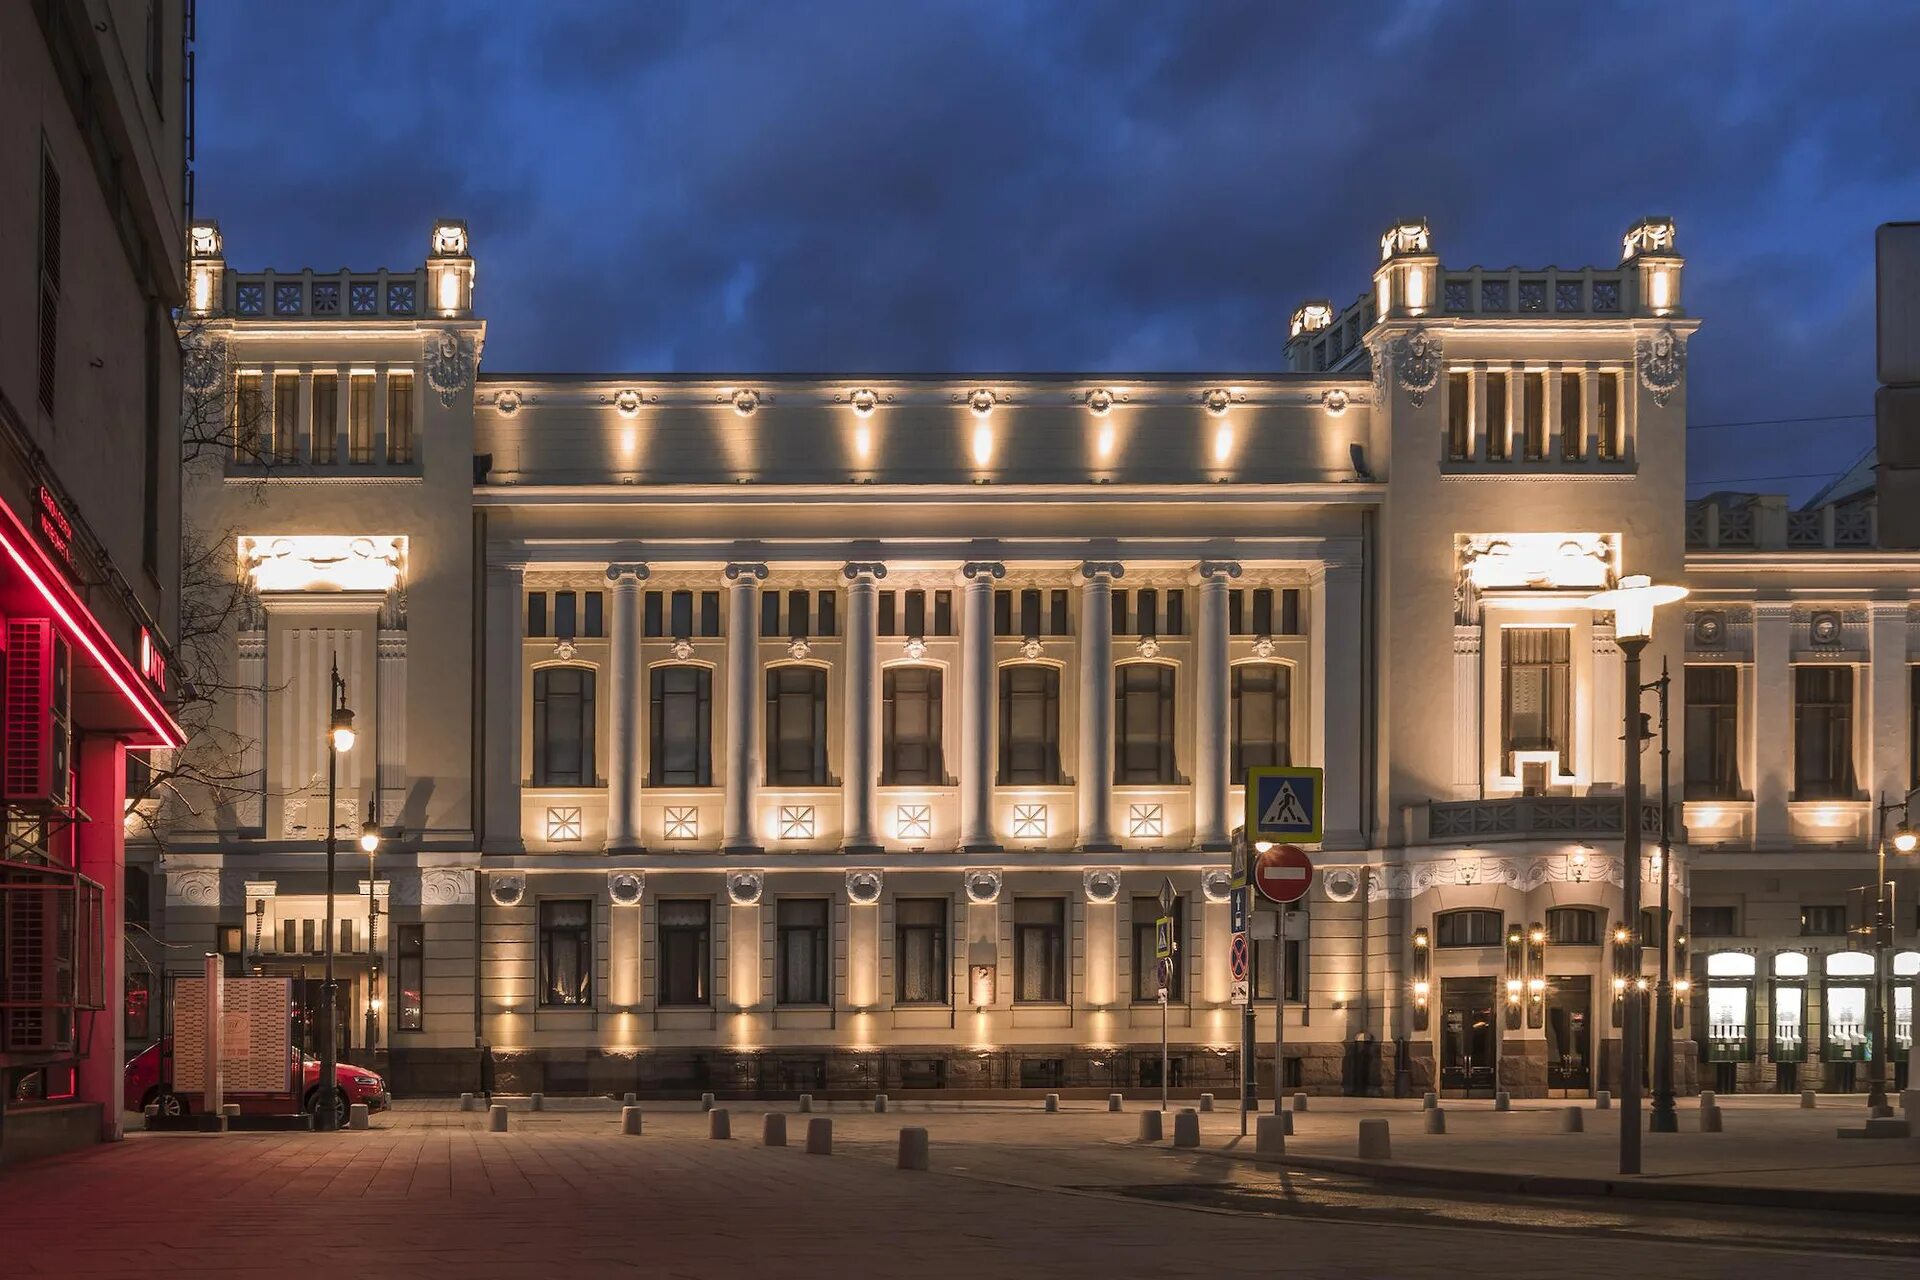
[
  {"x1": 1013, "y1": 898, "x2": 1066, "y2": 1002},
  {"x1": 776, "y1": 898, "x2": 830, "y2": 1005},
  {"x1": 658, "y1": 900, "x2": 712, "y2": 1006},
  {"x1": 894, "y1": 898, "x2": 948, "y2": 1004},
  {"x1": 538, "y1": 899, "x2": 592, "y2": 1006}
]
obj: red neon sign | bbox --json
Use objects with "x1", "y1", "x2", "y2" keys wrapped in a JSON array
[{"x1": 32, "y1": 484, "x2": 75, "y2": 575}]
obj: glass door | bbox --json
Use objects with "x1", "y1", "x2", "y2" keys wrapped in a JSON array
[
  {"x1": 1546, "y1": 976, "x2": 1591, "y2": 1092},
  {"x1": 1439, "y1": 977, "x2": 1497, "y2": 1095}
]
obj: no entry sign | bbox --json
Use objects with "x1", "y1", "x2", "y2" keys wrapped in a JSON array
[{"x1": 1253, "y1": 844, "x2": 1314, "y2": 905}]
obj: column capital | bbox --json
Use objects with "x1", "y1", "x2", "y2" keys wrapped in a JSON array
[
  {"x1": 724, "y1": 562, "x2": 770, "y2": 582},
  {"x1": 961, "y1": 561, "x2": 1006, "y2": 582},
  {"x1": 841, "y1": 561, "x2": 889, "y2": 581},
  {"x1": 1077, "y1": 561, "x2": 1125, "y2": 583},
  {"x1": 605, "y1": 562, "x2": 650, "y2": 584},
  {"x1": 1193, "y1": 559, "x2": 1243, "y2": 584}
]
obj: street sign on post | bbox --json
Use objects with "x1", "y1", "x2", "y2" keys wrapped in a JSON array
[
  {"x1": 1157, "y1": 876, "x2": 1176, "y2": 917},
  {"x1": 1229, "y1": 884, "x2": 1249, "y2": 934},
  {"x1": 1253, "y1": 844, "x2": 1315, "y2": 905},
  {"x1": 1246, "y1": 766, "x2": 1324, "y2": 844},
  {"x1": 1154, "y1": 916, "x2": 1174, "y2": 961}
]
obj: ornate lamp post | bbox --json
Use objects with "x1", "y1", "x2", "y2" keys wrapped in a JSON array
[
  {"x1": 360, "y1": 817, "x2": 382, "y2": 1054},
  {"x1": 1868, "y1": 794, "x2": 1918, "y2": 1109},
  {"x1": 319, "y1": 658, "x2": 358, "y2": 1132},
  {"x1": 1585, "y1": 574, "x2": 1686, "y2": 1175}
]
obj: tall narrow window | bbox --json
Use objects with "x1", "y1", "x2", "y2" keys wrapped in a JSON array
[
  {"x1": 657, "y1": 900, "x2": 711, "y2": 1005},
  {"x1": 1485, "y1": 371, "x2": 1510, "y2": 461},
  {"x1": 993, "y1": 590, "x2": 1012, "y2": 636},
  {"x1": 1446, "y1": 371, "x2": 1470, "y2": 460},
  {"x1": 387, "y1": 371, "x2": 415, "y2": 463},
  {"x1": 1165, "y1": 589, "x2": 1185, "y2": 637},
  {"x1": 998, "y1": 665, "x2": 1061, "y2": 784},
  {"x1": 669, "y1": 590, "x2": 693, "y2": 638},
  {"x1": 878, "y1": 591, "x2": 897, "y2": 636},
  {"x1": 1595, "y1": 372, "x2": 1621, "y2": 460},
  {"x1": 776, "y1": 899, "x2": 830, "y2": 1005},
  {"x1": 272, "y1": 373, "x2": 300, "y2": 461},
  {"x1": 787, "y1": 589, "x2": 809, "y2": 639},
  {"x1": 816, "y1": 590, "x2": 836, "y2": 637},
  {"x1": 37, "y1": 147, "x2": 59, "y2": 417},
  {"x1": 649, "y1": 666, "x2": 713, "y2": 786},
  {"x1": 894, "y1": 899, "x2": 948, "y2": 1004},
  {"x1": 1502, "y1": 628, "x2": 1569, "y2": 775},
  {"x1": 526, "y1": 592, "x2": 547, "y2": 638},
  {"x1": 766, "y1": 666, "x2": 829, "y2": 785},
  {"x1": 1560, "y1": 369, "x2": 1583, "y2": 460},
  {"x1": 1685, "y1": 665, "x2": 1741, "y2": 799},
  {"x1": 232, "y1": 372, "x2": 264, "y2": 461},
  {"x1": 1020, "y1": 588, "x2": 1042, "y2": 638},
  {"x1": 1280, "y1": 589, "x2": 1302, "y2": 635},
  {"x1": 311, "y1": 372, "x2": 339, "y2": 463},
  {"x1": 1013, "y1": 898, "x2": 1066, "y2": 1003},
  {"x1": 1252, "y1": 588, "x2": 1274, "y2": 637},
  {"x1": 1228, "y1": 590, "x2": 1245, "y2": 635},
  {"x1": 396, "y1": 923, "x2": 425, "y2": 1031},
  {"x1": 553, "y1": 591, "x2": 578, "y2": 640},
  {"x1": 348, "y1": 373, "x2": 375, "y2": 463},
  {"x1": 761, "y1": 591, "x2": 780, "y2": 637},
  {"x1": 1115, "y1": 663, "x2": 1177, "y2": 784},
  {"x1": 1049, "y1": 590, "x2": 1069, "y2": 636},
  {"x1": 532, "y1": 666, "x2": 596, "y2": 787},
  {"x1": 904, "y1": 590, "x2": 927, "y2": 638},
  {"x1": 1137, "y1": 589, "x2": 1159, "y2": 637},
  {"x1": 643, "y1": 591, "x2": 663, "y2": 637},
  {"x1": 1232, "y1": 664, "x2": 1291, "y2": 774},
  {"x1": 538, "y1": 900, "x2": 592, "y2": 1006},
  {"x1": 1132, "y1": 895, "x2": 1183, "y2": 1001},
  {"x1": 1522, "y1": 371, "x2": 1546, "y2": 460},
  {"x1": 882, "y1": 667, "x2": 944, "y2": 784},
  {"x1": 700, "y1": 592, "x2": 721, "y2": 636},
  {"x1": 934, "y1": 590, "x2": 954, "y2": 636},
  {"x1": 583, "y1": 592, "x2": 603, "y2": 637},
  {"x1": 1794, "y1": 666, "x2": 1855, "y2": 799}
]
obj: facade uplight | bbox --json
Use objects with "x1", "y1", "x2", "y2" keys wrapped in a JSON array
[{"x1": 971, "y1": 424, "x2": 993, "y2": 467}]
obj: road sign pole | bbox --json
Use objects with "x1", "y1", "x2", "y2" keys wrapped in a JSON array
[
  {"x1": 1238, "y1": 833, "x2": 1252, "y2": 1137},
  {"x1": 1273, "y1": 904, "x2": 1287, "y2": 1116},
  {"x1": 1160, "y1": 986, "x2": 1169, "y2": 1114}
]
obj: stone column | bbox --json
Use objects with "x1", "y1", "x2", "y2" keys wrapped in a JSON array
[
  {"x1": 482, "y1": 560, "x2": 526, "y2": 852},
  {"x1": 1078, "y1": 561, "x2": 1124, "y2": 851},
  {"x1": 605, "y1": 564, "x2": 650, "y2": 852},
  {"x1": 1869, "y1": 602, "x2": 1909, "y2": 807},
  {"x1": 1752, "y1": 602, "x2": 1792, "y2": 844},
  {"x1": 959, "y1": 562, "x2": 1005, "y2": 851},
  {"x1": 1312, "y1": 557, "x2": 1367, "y2": 850},
  {"x1": 842, "y1": 562, "x2": 887, "y2": 852},
  {"x1": 1192, "y1": 560, "x2": 1240, "y2": 851},
  {"x1": 723, "y1": 563, "x2": 769, "y2": 852}
]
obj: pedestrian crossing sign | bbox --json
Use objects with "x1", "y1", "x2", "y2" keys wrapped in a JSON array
[{"x1": 1246, "y1": 765, "x2": 1324, "y2": 844}]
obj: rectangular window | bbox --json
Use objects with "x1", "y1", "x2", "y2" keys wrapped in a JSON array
[
  {"x1": 233, "y1": 372, "x2": 264, "y2": 461},
  {"x1": 1231, "y1": 663, "x2": 1291, "y2": 774},
  {"x1": 386, "y1": 371, "x2": 415, "y2": 463},
  {"x1": 1252, "y1": 938, "x2": 1304, "y2": 1002},
  {"x1": 1228, "y1": 590, "x2": 1245, "y2": 635},
  {"x1": 1110, "y1": 589, "x2": 1128, "y2": 637},
  {"x1": 657, "y1": 900, "x2": 711, "y2": 1006},
  {"x1": 1132, "y1": 896, "x2": 1183, "y2": 1002},
  {"x1": 1280, "y1": 588, "x2": 1301, "y2": 635},
  {"x1": 1794, "y1": 666, "x2": 1856, "y2": 799},
  {"x1": 1020, "y1": 588, "x2": 1043, "y2": 639},
  {"x1": 1560, "y1": 369, "x2": 1583, "y2": 460},
  {"x1": 894, "y1": 898, "x2": 948, "y2": 1004},
  {"x1": 993, "y1": 589, "x2": 1012, "y2": 636},
  {"x1": 526, "y1": 592, "x2": 547, "y2": 638},
  {"x1": 670, "y1": 590, "x2": 693, "y2": 639},
  {"x1": 999, "y1": 665, "x2": 1061, "y2": 784},
  {"x1": 1165, "y1": 589, "x2": 1184, "y2": 637},
  {"x1": 787, "y1": 589, "x2": 810, "y2": 639},
  {"x1": 397, "y1": 923, "x2": 425, "y2": 1031},
  {"x1": 1685, "y1": 665, "x2": 1742, "y2": 800},
  {"x1": 1013, "y1": 898, "x2": 1066, "y2": 1003},
  {"x1": 649, "y1": 665, "x2": 713, "y2": 786},
  {"x1": 553, "y1": 591, "x2": 578, "y2": 640},
  {"x1": 776, "y1": 899, "x2": 830, "y2": 1005},
  {"x1": 1485, "y1": 371, "x2": 1509, "y2": 461},
  {"x1": 878, "y1": 591, "x2": 897, "y2": 636},
  {"x1": 1115, "y1": 663, "x2": 1177, "y2": 784},
  {"x1": 904, "y1": 589, "x2": 927, "y2": 638},
  {"x1": 1596, "y1": 372, "x2": 1621, "y2": 460},
  {"x1": 583, "y1": 592, "x2": 604, "y2": 637},
  {"x1": 934, "y1": 591, "x2": 954, "y2": 636},
  {"x1": 882, "y1": 667, "x2": 944, "y2": 784},
  {"x1": 1446, "y1": 371, "x2": 1470, "y2": 460},
  {"x1": 302, "y1": 918, "x2": 316, "y2": 954},
  {"x1": 643, "y1": 591, "x2": 663, "y2": 637},
  {"x1": 1435, "y1": 909, "x2": 1503, "y2": 948},
  {"x1": 1546, "y1": 908, "x2": 1598, "y2": 945},
  {"x1": 700, "y1": 592, "x2": 721, "y2": 636},
  {"x1": 272, "y1": 374, "x2": 300, "y2": 461},
  {"x1": 1502, "y1": 627, "x2": 1570, "y2": 775},
  {"x1": 816, "y1": 590, "x2": 836, "y2": 637},
  {"x1": 1252, "y1": 588, "x2": 1274, "y2": 637},
  {"x1": 766, "y1": 665, "x2": 829, "y2": 786},
  {"x1": 283, "y1": 919, "x2": 296, "y2": 953},
  {"x1": 1689, "y1": 905, "x2": 1739, "y2": 937},
  {"x1": 538, "y1": 900, "x2": 592, "y2": 1006},
  {"x1": 1522, "y1": 371, "x2": 1546, "y2": 460},
  {"x1": 348, "y1": 373, "x2": 375, "y2": 463},
  {"x1": 311, "y1": 372, "x2": 339, "y2": 463},
  {"x1": 1799, "y1": 905, "x2": 1847, "y2": 937},
  {"x1": 1138, "y1": 588, "x2": 1160, "y2": 637},
  {"x1": 761, "y1": 591, "x2": 780, "y2": 637},
  {"x1": 532, "y1": 666, "x2": 595, "y2": 787}
]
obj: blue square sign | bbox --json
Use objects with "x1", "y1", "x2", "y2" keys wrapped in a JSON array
[{"x1": 1246, "y1": 766, "x2": 1324, "y2": 844}]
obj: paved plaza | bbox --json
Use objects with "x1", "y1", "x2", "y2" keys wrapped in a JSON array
[{"x1": 1, "y1": 1097, "x2": 1915, "y2": 1277}]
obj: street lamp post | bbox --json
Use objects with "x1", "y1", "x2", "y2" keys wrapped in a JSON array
[
  {"x1": 1649, "y1": 661, "x2": 1678, "y2": 1134},
  {"x1": 319, "y1": 657, "x2": 358, "y2": 1132},
  {"x1": 361, "y1": 816, "x2": 381, "y2": 1054},
  {"x1": 1585, "y1": 574, "x2": 1686, "y2": 1176},
  {"x1": 1868, "y1": 792, "x2": 1918, "y2": 1110}
]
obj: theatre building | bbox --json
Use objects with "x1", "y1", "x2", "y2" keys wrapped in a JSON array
[{"x1": 161, "y1": 207, "x2": 1920, "y2": 1104}]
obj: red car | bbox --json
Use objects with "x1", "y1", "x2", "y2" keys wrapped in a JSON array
[{"x1": 124, "y1": 1039, "x2": 390, "y2": 1119}]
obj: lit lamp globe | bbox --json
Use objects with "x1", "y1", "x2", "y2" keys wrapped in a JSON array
[
  {"x1": 359, "y1": 821, "x2": 381, "y2": 854},
  {"x1": 329, "y1": 705, "x2": 357, "y2": 753},
  {"x1": 1581, "y1": 573, "x2": 1688, "y2": 642},
  {"x1": 1895, "y1": 823, "x2": 1918, "y2": 855}
]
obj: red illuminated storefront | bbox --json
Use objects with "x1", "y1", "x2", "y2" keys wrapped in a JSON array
[{"x1": 0, "y1": 491, "x2": 181, "y2": 1162}]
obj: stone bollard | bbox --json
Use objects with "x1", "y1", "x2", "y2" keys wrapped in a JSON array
[
  {"x1": 1137, "y1": 1111, "x2": 1165, "y2": 1142},
  {"x1": 1357, "y1": 1118, "x2": 1392, "y2": 1160},
  {"x1": 1199, "y1": 1093, "x2": 1215, "y2": 1113},
  {"x1": 1800, "y1": 1090, "x2": 1818, "y2": 1110},
  {"x1": 1421, "y1": 1091, "x2": 1438, "y2": 1110},
  {"x1": 709, "y1": 1109, "x2": 731, "y2": 1139},
  {"x1": 1559, "y1": 1106, "x2": 1583, "y2": 1133},
  {"x1": 348, "y1": 1103, "x2": 369, "y2": 1130},
  {"x1": 1901, "y1": 1089, "x2": 1920, "y2": 1114},
  {"x1": 1172, "y1": 1108, "x2": 1201, "y2": 1148},
  {"x1": 530, "y1": 1092, "x2": 545, "y2": 1112},
  {"x1": 221, "y1": 1103, "x2": 241, "y2": 1120},
  {"x1": 1698, "y1": 1090, "x2": 1716, "y2": 1109},
  {"x1": 1108, "y1": 1093, "x2": 1124, "y2": 1112},
  {"x1": 623, "y1": 1092, "x2": 637, "y2": 1106},
  {"x1": 1291, "y1": 1093, "x2": 1308, "y2": 1112},
  {"x1": 621, "y1": 1106, "x2": 643, "y2": 1135},
  {"x1": 1494, "y1": 1092, "x2": 1512, "y2": 1112},
  {"x1": 1044, "y1": 1093, "x2": 1059, "y2": 1113},
  {"x1": 1595, "y1": 1091, "x2": 1612, "y2": 1110},
  {"x1": 460, "y1": 1092, "x2": 475, "y2": 1112},
  {"x1": 897, "y1": 1126, "x2": 930, "y2": 1171},
  {"x1": 1424, "y1": 1108, "x2": 1447, "y2": 1135},
  {"x1": 1256, "y1": 1114, "x2": 1287, "y2": 1154},
  {"x1": 1700, "y1": 1105, "x2": 1723, "y2": 1133},
  {"x1": 1868, "y1": 1102, "x2": 1896, "y2": 1119},
  {"x1": 874, "y1": 1093, "x2": 888, "y2": 1114},
  {"x1": 762, "y1": 1113, "x2": 787, "y2": 1147},
  {"x1": 798, "y1": 1093, "x2": 813, "y2": 1113},
  {"x1": 701, "y1": 1092, "x2": 716, "y2": 1112},
  {"x1": 487, "y1": 1105, "x2": 508, "y2": 1132},
  {"x1": 1278, "y1": 1111, "x2": 1294, "y2": 1135},
  {"x1": 806, "y1": 1117, "x2": 833, "y2": 1155}
]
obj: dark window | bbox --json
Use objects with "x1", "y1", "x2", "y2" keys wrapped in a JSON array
[
  {"x1": 1685, "y1": 665, "x2": 1741, "y2": 799},
  {"x1": 649, "y1": 666, "x2": 713, "y2": 786},
  {"x1": 658, "y1": 900, "x2": 711, "y2": 1005},
  {"x1": 124, "y1": 866, "x2": 151, "y2": 928},
  {"x1": 700, "y1": 592, "x2": 721, "y2": 636},
  {"x1": 1110, "y1": 589, "x2": 1128, "y2": 637},
  {"x1": 553, "y1": 591, "x2": 578, "y2": 640},
  {"x1": 1252, "y1": 589, "x2": 1274, "y2": 636},
  {"x1": 1522, "y1": 371, "x2": 1547, "y2": 460},
  {"x1": 583, "y1": 592, "x2": 604, "y2": 638},
  {"x1": 526, "y1": 592, "x2": 547, "y2": 638},
  {"x1": 766, "y1": 666, "x2": 829, "y2": 785},
  {"x1": 904, "y1": 590, "x2": 926, "y2": 637},
  {"x1": 538, "y1": 900, "x2": 592, "y2": 1006},
  {"x1": 998, "y1": 665, "x2": 1061, "y2": 784},
  {"x1": 1049, "y1": 590, "x2": 1069, "y2": 636},
  {"x1": 882, "y1": 667, "x2": 944, "y2": 785},
  {"x1": 1434, "y1": 909, "x2": 1503, "y2": 948},
  {"x1": 1252, "y1": 938, "x2": 1304, "y2": 1002},
  {"x1": 1638, "y1": 909, "x2": 1661, "y2": 950},
  {"x1": 1546, "y1": 908, "x2": 1598, "y2": 945},
  {"x1": 1800, "y1": 905, "x2": 1847, "y2": 937},
  {"x1": 878, "y1": 591, "x2": 897, "y2": 636},
  {"x1": 1280, "y1": 589, "x2": 1301, "y2": 635},
  {"x1": 1689, "y1": 906, "x2": 1739, "y2": 938},
  {"x1": 670, "y1": 590, "x2": 693, "y2": 639},
  {"x1": 776, "y1": 899, "x2": 830, "y2": 1005},
  {"x1": 532, "y1": 666, "x2": 596, "y2": 787},
  {"x1": 816, "y1": 590, "x2": 836, "y2": 637},
  {"x1": 1137, "y1": 589, "x2": 1159, "y2": 637},
  {"x1": 761, "y1": 591, "x2": 780, "y2": 637},
  {"x1": 993, "y1": 590, "x2": 1012, "y2": 636},
  {"x1": 1165, "y1": 589, "x2": 1184, "y2": 637},
  {"x1": 787, "y1": 589, "x2": 809, "y2": 638},
  {"x1": 1561, "y1": 369, "x2": 1584, "y2": 460},
  {"x1": 1115, "y1": 663, "x2": 1177, "y2": 784},
  {"x1": 1595, "y1": 372, "x2": 1622, "y2": 459},
  {"x1": 1231, "y1": 664, "x2": 1291, "y2": 775},
  {"x1": 644, "y1": 591, "x2": 664, "y2": 637},
  {"x1": 1228, "y1": 590, "x2": 1245, "y2": 635},
  {"x1": 1447, "y1": 372, "x2": 1470, "y2": 459},
  {"x1": 1486, "y1": 371, "x2": 1510, "y2": 461},
  {"x1": 397, "y1": 923, "x2": 425, "y2": 1031},
  {"x1": 1132, "y1": 895, "x2": 1183, "y2": 1002},
  {"x1": 1020, "y1": 588, "x2": 1042, "y2": 638},
  {"x1": 1014, "y1": 898, "x2": 1066, "y2": 1003},
  {"x1": 1794, "y1": 666, "x2": 1855, "y2": 799},
  {"x1": 1503, "y1": 628, "x2": 1570, "y2": 774},
  {"x1": 933, "y1": 591, "x2": 953, "y2": 636},
  {"x1": 894, "y1": 898, "x2": 948, "y2": 1003}
]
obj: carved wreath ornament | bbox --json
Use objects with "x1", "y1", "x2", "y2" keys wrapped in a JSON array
[
  {"x1": 1391, "y1": 329, "x2": 1443, "y2": 407},
  {"x1": 1636, "y1": 325, "x2": 1686, "y2": 407},
  {"x1": 424, "y1": 330, "x2": 478, "y2": 407}
]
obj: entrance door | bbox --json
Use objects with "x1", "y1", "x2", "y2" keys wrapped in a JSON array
[
  {"x1": 1546, "y1": 976, "x2": 1592, "y2": 1093},
  {"x1": 1439, "y1": 977, "x2": 1498, "y2": 1094}
]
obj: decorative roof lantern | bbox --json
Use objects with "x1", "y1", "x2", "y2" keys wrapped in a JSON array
[
  {"x1": 186, "y1": 221, "x2": 225, "y2": 316},
  {"x1": 1289, "y1": 300, "x2": 1334, "y2": 340},
  {"x1": 428, "y1": 218, "x2": 475, "y2": 317},
  {"x1": 1621, "y1": 216, "x2": 1682, "y2": 318},
  {"x1": 1373, "y1": 217, "x2": 1437, "y2": 321}
]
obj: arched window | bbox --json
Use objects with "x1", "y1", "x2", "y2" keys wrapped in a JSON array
[
  {"x1": 649, "y1": 665, "x2": 713, "y2": 786},
  {"x1": 1231, "y1": 664, "x2": 1291, "y2": 774},
  {"x1": 998, "y1": 665, "x2": 1060, "y2": 784},
  {"x1": 532, "y1": 666, "x2": 596, "y2": 787},
  {"x1": 1434, "y1": 909, "x2": 1503, "y2": 948},
  {"x1": 882, "y1": 667, "x2": 944, "y2": 785},
  {"x1": 1545, "y1": 907, "x2": 1598, "y2": 945},
  {"x1": 766, "y1": 665, "x2": 828, "y2": 785},
  {"x1": 1115, "y1": 662, "x2": 1176, "y2": 784}
]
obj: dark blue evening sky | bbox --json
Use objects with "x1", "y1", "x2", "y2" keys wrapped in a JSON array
[{"x1": 195, "y1": 1, "x2": 1920, "y2": 504}]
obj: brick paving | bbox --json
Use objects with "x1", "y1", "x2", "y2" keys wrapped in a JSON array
[{"x1": 0, "y1": 1099, "x2": 1913, "y2": 1277}]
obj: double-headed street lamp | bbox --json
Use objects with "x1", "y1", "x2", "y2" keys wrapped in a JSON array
[
  {"x1": 1585, "y1": 573, "x2": 1686, "y2": 1176},
  {"x1": 1867, "y1": 792, "x2": 1918, "y2": 1109},
  {"x1": 318, "y1": 656, "x2": 371, "y2": 1132}
]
